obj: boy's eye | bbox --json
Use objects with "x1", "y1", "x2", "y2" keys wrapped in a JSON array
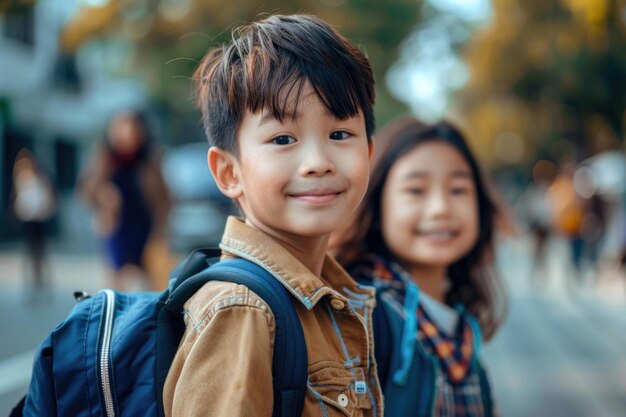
[
  {"x1": 272, "y1": 135, "x2": 296, "y2": 145},
  {"x1": 329, "y1": 131, "x2": 350, "y2": 140}
]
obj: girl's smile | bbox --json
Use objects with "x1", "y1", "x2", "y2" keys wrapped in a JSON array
[
  {"x1": 381, "y1": 140, "x2": 479, "y2": 270},
  {"x1": 414, "y1": 228, "x2": 460, "y2": 244}
]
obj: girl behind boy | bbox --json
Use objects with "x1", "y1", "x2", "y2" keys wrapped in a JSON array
[{"x1": 336, "y1": 115, "x2": 506, "y2": 417}]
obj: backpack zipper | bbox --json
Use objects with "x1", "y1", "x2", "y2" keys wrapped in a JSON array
[{"x1": 99, "y1": 289, "x2": 116, "y2": 417}]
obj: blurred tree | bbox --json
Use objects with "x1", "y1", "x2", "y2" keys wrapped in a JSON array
[
  {"x1": 61, "y1": 0, "x2": 423, "y2": 142},
  {"x1": 456, "y1": 0, "x2": 626, "y2": 165}
]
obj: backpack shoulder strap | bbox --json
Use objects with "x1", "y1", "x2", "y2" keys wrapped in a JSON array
[
  {"x1": 213, "y1": 259, "x2": 308, "y2": 417},
  {"x1": 372, "y1": 289, "x2": 393, "y2": 388},
  {"x1": 158, "y1": 257, "x2": 307, "y2": 417}
]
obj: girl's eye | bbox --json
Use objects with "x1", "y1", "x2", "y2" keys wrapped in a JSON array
[
  {"x1": 407, "y1": 188, "x2": 425, "y2": 196},
  {"x1": 272, "y1": 135, "x2": 296, "y2": 145},
  {"x1": 329, "y1": 131, "x2": 350, "y2": 140},
  {"x1": 451, "y1": 187, "x2": 469, "y2": 195}
]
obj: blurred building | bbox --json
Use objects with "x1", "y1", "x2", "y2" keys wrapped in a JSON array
[{"x1": 0, "y1": 0, "x2": 147, "y2": 244}]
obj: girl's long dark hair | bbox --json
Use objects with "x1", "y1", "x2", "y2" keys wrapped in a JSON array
[{"x1": 337, "y1": 115, "x2": 507, "y2": 340}]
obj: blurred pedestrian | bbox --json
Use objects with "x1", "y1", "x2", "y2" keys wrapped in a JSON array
[
  {"x1": 78, "y1": 110, "x2": 171, "y2": 290},
  {"x1": 335, "y1": 116, "x2": 506, "y2": 417},
  {"x1": 547, "y1": 159, "x2": 587, "y2": 282},
  {"x1": 618, "y1": 193, "x2": 626, "y2": 269},
  {"x1": 581, "y1": 193, "x2": 608, "y2": 274},
  {"x1": 516, "y1": 160, "x2": 556, "y2": 286},
  {"x1": 11, "y1": 149, "x2": 58, "y2": 297}
]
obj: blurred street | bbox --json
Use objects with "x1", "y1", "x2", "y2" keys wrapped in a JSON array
[
  {"x1": 487, "y1": 235, "x2": 626, "y2": 417},
  {"x1": 1, "y1": 234, "x2": 625, "y2": 416},
  {"x1": 2, "y1": 0, "x2": 626, "y2": 416}
]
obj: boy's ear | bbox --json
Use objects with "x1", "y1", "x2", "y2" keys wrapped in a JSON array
[
  {"x1": 368, "y1": 138, "x2": 375, "y2": 160},
  {"x1": 207, "y1": 147, "x2": 243, "y2": 199}
]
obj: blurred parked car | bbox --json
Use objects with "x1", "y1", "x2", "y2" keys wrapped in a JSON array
[{"x1": 162, "y1": 142, "x2": 235, "y2": 252}]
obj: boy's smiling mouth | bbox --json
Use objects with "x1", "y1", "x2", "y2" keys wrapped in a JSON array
[{"x1": 288, "y1": 188, "x2": 344, "y2": 204}]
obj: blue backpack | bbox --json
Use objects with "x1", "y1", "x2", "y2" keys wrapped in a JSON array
[
  {"x1": 12, "y1": 248, "x2": 308, "y2": 417},
  {"x1": 372, "y1": 286, "x2": 494, "y2": 417}
]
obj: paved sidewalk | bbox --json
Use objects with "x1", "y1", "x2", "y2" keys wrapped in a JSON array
[{"x1": 0, "y1": 249, "x2": 108, "y2": 293}]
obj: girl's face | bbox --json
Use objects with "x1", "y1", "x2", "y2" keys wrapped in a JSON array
[{"x1": 380, "y1": 141, "x2": 479, "y2": 269}]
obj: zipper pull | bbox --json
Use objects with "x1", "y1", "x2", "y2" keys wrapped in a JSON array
[{"x1": 73, "y1": 291, "x2": 91, "y2": 302}]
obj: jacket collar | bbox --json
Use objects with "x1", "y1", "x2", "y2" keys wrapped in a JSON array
[{"x1": 219, "y1": 216, "x2": 374, "y2": 310}]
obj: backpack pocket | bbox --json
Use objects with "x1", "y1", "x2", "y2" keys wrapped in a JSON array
[{"x1": 22, "y1": 336, "x2": 57, "y2": 417}]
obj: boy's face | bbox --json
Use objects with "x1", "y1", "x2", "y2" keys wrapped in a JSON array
[{"x1": 212, "y1": 82, "x2": 371, "y2": 243}]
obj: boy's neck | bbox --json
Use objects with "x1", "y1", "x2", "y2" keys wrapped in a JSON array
[
  {"x1": 401, "y1": 262, "x2": 449, "y2": 303},
  {"x1": 244, "y1": 218, "x2": 329, "y2": 277}
]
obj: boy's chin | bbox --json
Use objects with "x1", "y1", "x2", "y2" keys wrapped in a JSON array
[
  {"x1": 247, "y1": 213, "x2": 348, "y2": 242},
  {"x1": 280, "y1": 220, "x2": 341, "y2": 240}
]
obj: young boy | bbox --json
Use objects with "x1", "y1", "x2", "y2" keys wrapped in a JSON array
[{"x1": 163, "y1": 15, "x2": 381, "y2": 417}]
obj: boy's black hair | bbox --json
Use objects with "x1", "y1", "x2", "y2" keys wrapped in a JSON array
[{"x1": 193, "y1": 14, "x2": 375, "y2": 154}]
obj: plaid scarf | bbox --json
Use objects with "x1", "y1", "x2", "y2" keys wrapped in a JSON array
[
  {"x1": 352, "y1": 256, "x2": 497, "y2": 417},
  {"x1": 355, "y1": 255, "x2": 476, "y2": 384},
  {"x1": 418, "y1": 303, "x2": 474, "y2": 383}
]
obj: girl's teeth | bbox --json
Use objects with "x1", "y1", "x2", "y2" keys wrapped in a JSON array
[{"x1": 427, "y1": 232, "x2": 453, "y2": 237}]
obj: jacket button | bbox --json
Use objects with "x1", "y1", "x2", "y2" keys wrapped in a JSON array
[
  {"x1": 330, "y1": 299, "x2": 345, "y2": 310},
  {"x1": 338, "y1": 393, "x2": 349, "y2": 407}
]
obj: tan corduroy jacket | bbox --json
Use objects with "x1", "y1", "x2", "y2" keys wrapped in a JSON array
[{"x1": 163, "y1": 217, "x2": 383, "y2": 417}]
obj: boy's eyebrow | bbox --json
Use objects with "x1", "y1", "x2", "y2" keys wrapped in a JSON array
[
  {"x1": 257, "y1": 107, "x2": 341, "y2": 127},
  {"x1": 258, "y1": 110, "x2": 299, "y2": 127}
]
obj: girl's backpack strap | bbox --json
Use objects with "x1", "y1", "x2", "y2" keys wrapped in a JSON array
[
  {"x1": 157, "y1": 255, "x2": 307, "y2": 417},
  {"x1": 372, "y1": 287, "x2": 393, "y2": 387},
  {"x1": 374, "y1": 286, "x2": 433, "y2": 417}
]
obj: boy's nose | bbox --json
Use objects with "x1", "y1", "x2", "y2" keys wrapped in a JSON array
[{"x1": 299, "y1": 143, "x2": 336, "y2": 176}]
